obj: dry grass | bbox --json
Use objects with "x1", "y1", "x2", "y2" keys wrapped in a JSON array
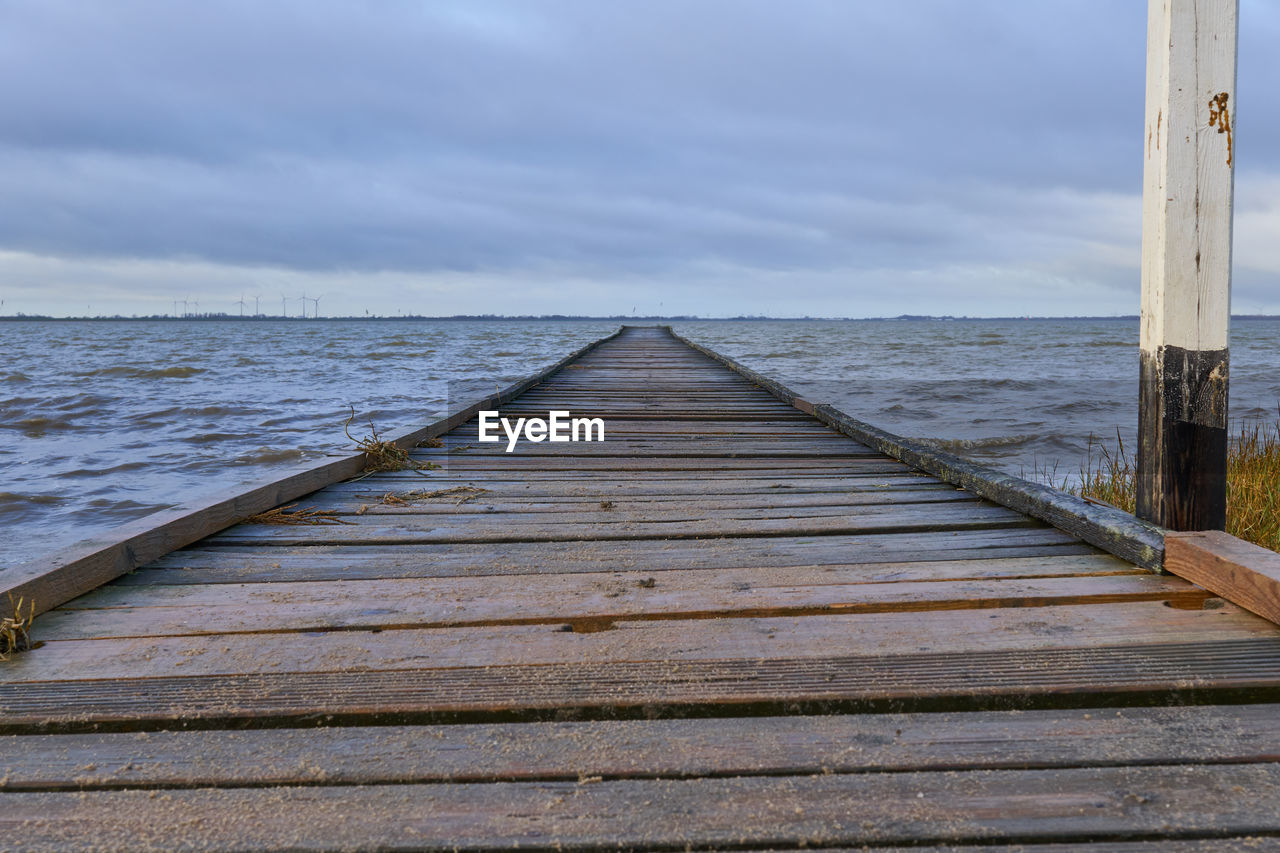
[
  {"x1": 345, "y1": 407, "x2": 439, "y2": 476},
  {"x1": 244, "y1": 504, "x2": 355, "y2": 526},
  {"x1": 1070, "y1": 430, "x2": 1137, "y2": 515},
  {"x1": 1225, "y1": 420, "x2": 1280, "y2": 551},
  {"x1": 1, "y1": 594, "x2": 35, "y2": 660},
  {"x1": 1069, "y1": 420, "x2": 1280, "y2": 552}
]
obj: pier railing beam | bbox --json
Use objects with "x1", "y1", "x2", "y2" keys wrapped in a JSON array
[{"x1": 1137, "y1": 0, "x2": 1238, "y2": 531}]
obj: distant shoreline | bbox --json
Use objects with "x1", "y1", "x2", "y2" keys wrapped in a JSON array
[{"x1": 5, "y1": 313, "x2": 1280, "y2": 323}]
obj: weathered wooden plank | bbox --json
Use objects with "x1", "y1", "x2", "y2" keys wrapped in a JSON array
[
  {"x1": 7, "y1": 637, "x2": 1280, "y2": 731},
  {"x1": 4, "y1": 601, "x2": 1270, "y2": 685},
  {"x1": 365, "y1": 467, "x2": 918, "y2": 483},
  {"x1": 38, "y1": 573, "x2": 1203, "y2": 641},
  {"x1": 4, "y1": 704, "x2": 1278, "y2": 790},
  {"x1": 415, "y1": 442, "x2": 877, "y2": 458},
  {"x1": 6, "y1": 763, "x2": 1280, "y2": 850},
  {"x1": 132, "y1": 529, "x2": 1102, "y2": 584},
  {"x1": 1166, "y1": 530, "x2": 1280, "y2": 625},
  {"x1": 439, "y1": 418, "x2": 838, "y2": 434},
  {"x1": 465, "y1": 410, "x2": 817, "y2": 422},
  {"x1": 320, "y1": 473, "x2": 953, "y2": 497},
  {"x1": 407, "y1": 456, "x2": 907, "y2": 470},
  {"x1": 207, "y1": 501, "x2": 1037, "y2": 546},
  {"x1": 307, "y1": 487, "x2": 972, "y2": 516}
]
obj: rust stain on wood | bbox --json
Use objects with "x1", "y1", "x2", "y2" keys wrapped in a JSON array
[{"x1": 1209, "y1": 92, "x2": 1233, "y2": 167}]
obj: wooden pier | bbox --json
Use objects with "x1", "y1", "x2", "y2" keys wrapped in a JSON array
[{"x1": 5, "y1": 325, "x2": 1280, "y2": 850}]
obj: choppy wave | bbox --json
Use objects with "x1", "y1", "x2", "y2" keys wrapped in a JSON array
[
  {"x1": 78, "y1": 365, "x2": 206, "y2": 379},
  {"x1": 1045, "y1": 340, "x2": 1133, "y2": 348},
  {"x1": 81, "y1": 498, "x2": 175, "y2": 519},
  {"x1": 7, "y1": 416, "x2": 80, "y2": 436},
  {"x1": 233, "y1": 447, "x2": 308, "y2": 465},
  {"x1": 53, "y1": 461, "x2": 151, "y2": 478}
]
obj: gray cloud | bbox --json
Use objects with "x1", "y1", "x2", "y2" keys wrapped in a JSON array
[{"x1": 0, "y1": 0, "x2": 1276, "y2": 316}]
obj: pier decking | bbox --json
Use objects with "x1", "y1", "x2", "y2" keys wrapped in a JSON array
[{"x1": 5, "y1": 325, "x2": 1280, "y2": 850}]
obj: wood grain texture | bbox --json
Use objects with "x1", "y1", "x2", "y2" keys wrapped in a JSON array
[
  {"x1": 204, "y1": 501, "x2": 1037, "y2": 547},
  {"x1": 37, "y1": 572, "x2": 1204, "y2": 641},
  {"x1": 5, "y1": 638, "x2": 1280, "y2": 732},
  {"x1": 1166, "y1": 530, "x2": 1280, "y2": 625},
  {"x1": 130, "y1": 528, "x2": 1100, "y2": 586},
  {"x1": 6, "y1": 704, "x2": 1280, "y2": 790},
  {"x1": 3, "y1": 601, "x2": 1271, "y2": 685},
  {"x1": 1140, "y1": 0, "x2": 1237, "y2": 354},
  {"x1": 6, "y1": 764, "x2": 1280, "y2": 851}
]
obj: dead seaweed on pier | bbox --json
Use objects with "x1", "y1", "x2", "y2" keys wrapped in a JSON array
[
  {"x1": 381, "y1": 485, "x2": 489, "y2": 506},
  {"x1": 345, "y1": 406, "x2": 439, "y2": 477},
  {"x1": 244, "y1": 504, "x2": 355, "y2": 526},
  {"x1": 1, "y1": 594, "x2": 35, "y2": 660}
]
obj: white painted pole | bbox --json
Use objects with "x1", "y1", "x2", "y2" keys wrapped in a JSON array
[{"x1": 1138, "y1": 0, "x2": 1238, "y2": 531}]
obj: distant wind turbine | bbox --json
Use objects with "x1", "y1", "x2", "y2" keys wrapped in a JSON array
[{"x1": 235, "y1": 294, "x2": 247, "y2": 318}]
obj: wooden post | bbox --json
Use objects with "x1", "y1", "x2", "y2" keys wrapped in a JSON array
[{"x1": 1138, "y1": 0, "x2": 1238, "y2": 531}]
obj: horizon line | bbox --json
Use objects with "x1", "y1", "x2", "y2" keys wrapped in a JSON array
[{"x1": 7, "y1": 312, "x2": 1280, "y2": 322}]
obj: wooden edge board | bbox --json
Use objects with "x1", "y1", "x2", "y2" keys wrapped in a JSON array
[
  {"x1": 0, "y1": 327, "x2": 628, "y2": 617},
  {"x1": 665, "y1": 326, "x2": 1167, "y2": 571},
  {"x1": 1166, "y1": 531, "x2": 1280, "y2": 626}
]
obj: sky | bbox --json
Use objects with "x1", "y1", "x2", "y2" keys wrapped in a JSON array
[{"x1": 1, "y1": 0, "x2": 1278, "y2": 318}]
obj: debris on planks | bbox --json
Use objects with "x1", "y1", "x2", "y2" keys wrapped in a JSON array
[
  {"x1": 382, "y1": 486, "x2": 490, "y2": 506},
  {"x1": 345, "y1": 406, "x2": 439, "y2": 476},
  {"x1": 244, "y1": 504, "x2": 355, "y2": 526},
  {"x1": 1, "y1": 594, "x2": 35, "y2": 659}
]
